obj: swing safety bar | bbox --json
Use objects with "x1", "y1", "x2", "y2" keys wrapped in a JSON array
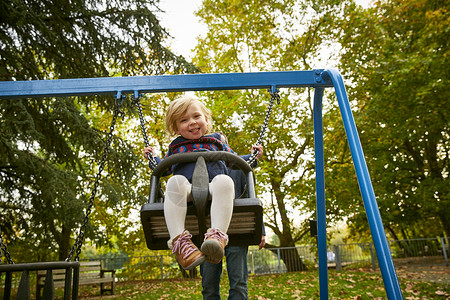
[{"x1": 0, "y1": 69, "x2": 403, "y2": 300}]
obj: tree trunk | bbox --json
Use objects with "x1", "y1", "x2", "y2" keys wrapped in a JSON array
[
  {"x1": 386, "y1": 225, "x2": 413, "y2": 257},
  {"x1": 59, "y1": 224, "x2": 72, "y2": 261},
  {"x1": 180, "y1": 266, "x2": 198, "y2": 278},
  {"x1": 268, "y1": 247, "x2": 307, "y2": 272},
  {"x1": 438, "y1": 211, "x2": 450, "y2": 240}
]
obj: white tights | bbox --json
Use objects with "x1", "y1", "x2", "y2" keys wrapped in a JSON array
[{"x1": 164, "y1": 174, "x2": 234, "y2": 241}]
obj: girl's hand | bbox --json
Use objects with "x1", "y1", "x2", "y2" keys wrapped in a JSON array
[
  {"x1": 252, "y1": 144, "x2": 264, "y2": 159},
  {"x1": 143, "y1": 146, "x2": 155, "y2": 160}
]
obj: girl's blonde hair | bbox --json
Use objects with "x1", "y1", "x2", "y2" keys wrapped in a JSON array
[{"x1": 165, "y1": 96, "x2": 212, "y2": 136}]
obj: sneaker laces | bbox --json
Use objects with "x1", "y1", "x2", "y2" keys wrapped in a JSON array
[
  {"x1": 172, "y1": 232, "x2": 197, "y2": 259},
  {"x1": 204, "y1": 228, "x2": 228, "y2": 243}
]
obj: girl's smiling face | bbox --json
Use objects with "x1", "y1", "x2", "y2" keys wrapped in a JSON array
[{"x1": 175, "y1": 102, "x2": 209, "y2": 140}]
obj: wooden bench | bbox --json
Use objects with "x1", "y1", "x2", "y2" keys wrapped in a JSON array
[{"x1": 36, "y1": 260, "x2": 115, "y2": 299}]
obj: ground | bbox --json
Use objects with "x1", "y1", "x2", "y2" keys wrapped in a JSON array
[
  {"x1": 78, "y1": 265, "x2": 449, "y2": 299},
  {"x1": 394, "y1": 265, "x2": 450, "y2": 285}
]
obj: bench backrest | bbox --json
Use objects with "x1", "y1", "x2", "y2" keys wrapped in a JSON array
[{"x1": 37, "y1": 261, "x2": 106, "y2": 284}]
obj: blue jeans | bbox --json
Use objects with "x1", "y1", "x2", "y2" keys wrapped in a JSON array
[{"x1": 200, "y1": 245, "x2": 249, "y2": 300}]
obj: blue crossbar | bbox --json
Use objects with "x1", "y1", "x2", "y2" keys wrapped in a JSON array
[
  {"x1": 0, "y1": 70, "x2": 332, "y2": 99},
  {"x1": 0, "y1": 69, "x2": 403, "y2": 299}
]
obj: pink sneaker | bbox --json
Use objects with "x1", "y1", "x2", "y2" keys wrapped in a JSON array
[
  {"x1": 200, "y1": 228, "x2": 228, "y2": 264},
  {"x1": 170, "y1": 231, "x2": 205, "y2": 270}
]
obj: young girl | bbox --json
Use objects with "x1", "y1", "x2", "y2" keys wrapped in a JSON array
[{"x1": 144, "y1": 96, "x2": 263, "y2": 270}]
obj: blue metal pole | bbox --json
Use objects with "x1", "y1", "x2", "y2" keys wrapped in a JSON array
[
  {"x1": 313, "y1": 87, "x2": 328, "y2": 299},
  {"x1": 0, "y1": 70, "x2": 333, "y2": 99},
  {"x1": 321, "y1": 69, "x2": 403, "y2": 299}
]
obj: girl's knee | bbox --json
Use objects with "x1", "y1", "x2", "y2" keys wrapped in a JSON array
[
  {"x1": 166, "y1": 175, "x2": 190, "y2": 194},
  {"x1": 210, "y1": 174, "x2": 234, "y2": 195}
]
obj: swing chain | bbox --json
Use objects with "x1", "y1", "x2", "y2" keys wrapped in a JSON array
[
  {"x1": 66, "y1": 96, "x2": 123, "y2": 262},
  {"x1": 247, "y1": 88, "x2": 280, "y2": 167},
  {"x1": 131, "y1": 94, "x2": 158, "y2": 170},
  {"x1": 0, "y1": 231, "x2": 14, "y2": 264}
]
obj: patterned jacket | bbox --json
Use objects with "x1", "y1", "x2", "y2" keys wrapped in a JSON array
[{"x1": 154, "y1": 133, "x2": 251, "y2": 182}]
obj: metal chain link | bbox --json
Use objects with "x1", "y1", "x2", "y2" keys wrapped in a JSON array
[
  {"x1": 0, "y1": 231, "x2": 14, "y2": 264},
  {"x1": 66, "y1": 97, "x2": 124, "y2": 262},
  {"x1": 247, "y1": 89, "x2": 280, "y2": 167},
  {"x1": 131, "y1": 94, "x2": 158, "y2": 170}
]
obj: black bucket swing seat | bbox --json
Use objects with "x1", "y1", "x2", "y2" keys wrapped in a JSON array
[{"x1": 140, "y1": 151, "x2": 264, "y2": 250}]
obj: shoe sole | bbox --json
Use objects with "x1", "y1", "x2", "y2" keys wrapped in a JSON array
[
  {"x1": 200, "y1": 240, "x2": 224, "y2": 264},
  {"x1": 184, "y1": 255, "x2": 206, "y2": 271}
]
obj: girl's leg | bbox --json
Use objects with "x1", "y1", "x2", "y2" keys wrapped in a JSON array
[
  {"x1": 201, "y1": 174, "x2": 234, "y2": 264},
  {"x1": 164, "y1": 175, "x2": 191, "y2": 240},
  {"x1": 209, "y1": 174, "x2": 234, "y2": 232},
  {"x1": 164, "y1": 175, "x2": 205, "y2": 270}
]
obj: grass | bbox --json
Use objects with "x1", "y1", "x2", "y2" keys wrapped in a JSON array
[{"x1": 75, "y1": 268, "x2": 450, "y2": 299}]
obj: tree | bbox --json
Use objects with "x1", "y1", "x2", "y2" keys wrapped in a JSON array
[
  {"x1": 193, "y1": 0, "x2": 346, "y2": 271},
  {"x1": 336, "y1": 0, "x2": 449, "y2": 238},
  {"x1": 0, "y1": 0, "x2": 197, "y2": 261}
]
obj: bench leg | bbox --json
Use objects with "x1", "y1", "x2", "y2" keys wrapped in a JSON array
[
  {"x1": 36, "y1": 280, "x2": 42, "y2": 300},
  {"x1": 100, "y1": 282, "x2": 115, "y2": 295},
  {"x1": 111, "y1": 279, "x2": 115, "y2": 295}
]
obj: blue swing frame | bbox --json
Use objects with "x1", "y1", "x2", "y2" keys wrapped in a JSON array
[{"x1": 0, "y1": 69, "x2": 403, "y2": 299}]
